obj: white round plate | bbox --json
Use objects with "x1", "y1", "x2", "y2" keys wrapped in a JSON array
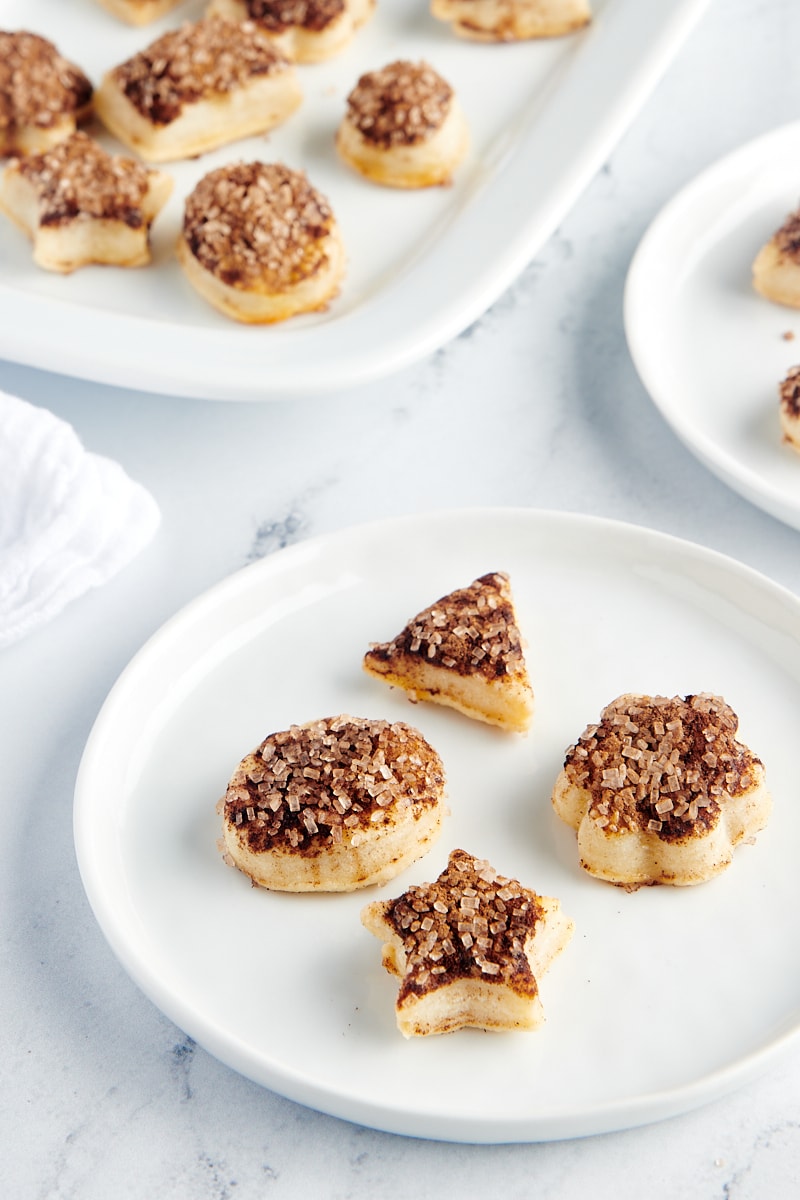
[
  {"x1": 74, "y1": 509, "x2": 800, "y2": 1143},
  {"x1": 625, "y1": 121, "x2": 800, "y2": 531}
]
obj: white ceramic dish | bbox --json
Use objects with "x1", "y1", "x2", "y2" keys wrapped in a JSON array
[
  {"x1": 74, "y1": 507, "x2": 800, "y2": 1143},
  {"x1": 0, "y1": 0, "x2": 709, "y2": 399},
  {"x1": 625, "y1": 121, "x2": 800, "y2": 532}
]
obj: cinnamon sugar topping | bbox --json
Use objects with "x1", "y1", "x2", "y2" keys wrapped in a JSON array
[
  {"x1": 15, "y1": 132, "x2": 153, "y2": 228},
  {"x1": 563, "y1": 693, "x2": 762, "y2": 842},
  {"x1": 183, "y1": 161, "x2": 336, "y2": 290},
  {"x1": 345, "y1": 60, "x2": 453, "y2": 147},
  {"x1": 384, "y1": 850, "x2": 544, "y2": 1000},
  {"x1": 774, "y1": 209, "x2": 800, "y2": 262},
  {"x1": 0, "y1": 31, "x2": 92, "y2": 142},
  {"x1": 111, "y1": 17, "x2": 291, "y2": 125},
  {"x1": 780, "y1": 365, "x2": 800, "y2": 418},
  {"x1": 222, "y1": 716, "x2": 445, "y2": 856},
  {"x1": 235, "y1": 0, "x2": 345, "y2": 32},
  {"x1": 368, "y1": 572, "x2": 526, "y2": 681}
]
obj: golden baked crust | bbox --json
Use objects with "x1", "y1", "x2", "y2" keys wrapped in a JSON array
[
  {"x1": 220, "y1": 716, "x2": 447, "y2": 891},
  {"x1": 552, "y1": 693, "x2": 771, "y2": 888},
  {"x1": 0, "y1": 131, "x2": 172, "y2": 272},
  {"x1": 0, "y1": 31, "x2": 92, "y2": 157},
  {"x1": 779, "y1": 364, "x2": 800, "y2": 452},
  {"x1": 363, "y1": 572, "x2": 534, "y2": 731},
  {"x1": 206, "y1": 0, "x2": 375, "y2": 62},
  {"x1": 431, "y1": 0, "x2": 592, "y2": 41},
  {"x1": 177, "y1": 160, "x2": 345, "y2": 322},
  {"x1": 361, "y1": 848, "x2": 573, "y2": 1036},
  {"x1": 93, "y1": 0, "x2": 187, "y2": 25},
  {"x1": 94, "y1": 17, "x2": 302, "y2": 162},
  {"x1": 336, "y1": 60, "x2": 469, "y2": 188},
  {"x1": 753, "y1": 209, "x2": 800, "y2": 308}
]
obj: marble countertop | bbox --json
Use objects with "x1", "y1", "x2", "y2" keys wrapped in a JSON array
[{"x1": 4, "y1": 0, "x2": 800, "y2": 1195}]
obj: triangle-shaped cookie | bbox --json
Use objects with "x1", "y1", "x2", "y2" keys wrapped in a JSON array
[{"x1": 363, "y1": 572, "x2": 534, "y2": 732}]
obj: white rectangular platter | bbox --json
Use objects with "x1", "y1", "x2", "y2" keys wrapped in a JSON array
[{"x1": 0, "y1": 0, "x2": 709, "y2": 399}]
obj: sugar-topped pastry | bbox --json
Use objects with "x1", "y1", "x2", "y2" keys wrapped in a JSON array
[
  {"x1": 753, "y1": 207, "x2": 800, "y2": 308},
  {"x1": 336, "y1": 60, "x2": 469, "y2": 189},
  {"x1": 361, "y1": 848, "x2": 573, "y2": 1037},
  {"x1": 363, "y1": 572, "x2": 534, "y2": 732},
  {"x1": 0, "y1": 31, "x2": 92, "y2": 158},
  {"x1": 779, "y1": 364, "x2": 800, "y2": 452},
  {"x1": 93, "y1": 0, "x2": 187, "y2": 25},
  {"x1": 431, "y1": 0, "x2": 592, "y2": 40},
  {"x1": 206, "y1": 0, "x2": 375, "y2": 63},
  {"x1": 177, "y1": 160, "x2": 345, "y2": 323},
  {"x1": 219, "y1": 716, "x2": 447, "y2": 892},
  {"x1": 551, "y1": 693, "x2": 771, "y2": 889},
  {"x1": 94, "y1": 17, "x2": 302, "y2": 163},
  {"x1": 0, "y1": 132, "x2": 172, "y2": 273}
]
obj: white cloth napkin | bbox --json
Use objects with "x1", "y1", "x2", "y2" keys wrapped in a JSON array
[{"x1": 0, "y1": 389, "x2": 160, "y2": 649}]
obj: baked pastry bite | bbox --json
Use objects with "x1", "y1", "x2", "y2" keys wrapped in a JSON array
[
  {"x1": 753, "y1": 207, "x2": 800, "y2": 308},
  {"x1": 177, "y1": 160, "x2": 345, "y2": 323},
  {"x1": 93, "y1": 0, "x2": 187, "y2": 24},
  {"x1": 363, "y1": 572, "x2": 534, "y2": 732},
  {"x1": 0, "y1": 132, "x2": 172, "y2": 273},
  {"x1": 206, "y1": 0, "x2": 375, "y2": 63},
  {"x1": 431, "y1": 0, "x2": 592, "y2": 40},
  {"x1": 0, "y1": 31, "x2": 92, "y2": 157},
  {"x1": 361, "y1": 848, "x2": 573, "y2": 1037},
  {"x1": 219, "y1": 716, "x2": 447, "y2": 891},
  {"x1": 336, "y1": 60, "x2": 469, "y2": 189},
  {"x1": 551, "y1": 693, "x2": 771, "y2": 889},
  {"x1": 779, "y1": 364, "x2": 800, "y2": 452},
  {"x1": 94, "y1": 17, "x2": 302, "y2": 163}
]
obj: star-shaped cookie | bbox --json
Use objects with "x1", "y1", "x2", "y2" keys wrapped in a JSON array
[
  {"x1": 552, "y1": 692, "x2": 771, "y2": 888},
  {"x1": 361, "y1": 848, "x2": 573, "y2": 1036},
  {"x1": 363, "y1": 572, "x2": 534, "y2": 732}
]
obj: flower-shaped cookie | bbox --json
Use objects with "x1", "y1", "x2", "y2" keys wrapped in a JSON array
[{"x1": 552, "y1": 693, "x2": 771, "y2": 888}]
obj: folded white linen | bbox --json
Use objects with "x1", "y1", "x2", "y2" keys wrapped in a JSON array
[{"x1": 0, "y1": 389, "x2": 160, "y2": 649}]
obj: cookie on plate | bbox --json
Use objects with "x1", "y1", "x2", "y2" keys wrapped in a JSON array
[
  {"x1": 551, "y1": 692, "x2": 771, "y2": 888},
  {"x1": 94, "y1": 17, "x2": 302, "y2": 163},
  {"x1": 93, "y1": 0, "x2": 187, "y2": 24},
  {"x1": 0, "y1": 31, "x2": 93, "y2": 158},
  {"x1": 336, "y1": 60, "x2": 469, "y2": 189},
  {"x1": 430, "y1": 0, "x2": 592, "y2": 41},
  {"x1": 363, "y1": 572, "x2": 534, "y2": 732},
  {"x1": 779, "y1": 364, "x2": 800, "y2": 452},
  {"x1": 206, "y1": 0, "x2": 375, "y2": 63},
  {"x1": 0, "y1": 131, "x2": 172, "y2": 272},
  {"x1": 753, "y1": 206, "x2": 800, "y2": 308},
  {"x1": 219, "y1": 716, "x2": 447, "y2": 892},
  {"x1": 177, "y1": 160, "x2": 345, "y2": 323},
  {"x1": 361, "y1": 848, "x2": 574, "y2": 1036}
]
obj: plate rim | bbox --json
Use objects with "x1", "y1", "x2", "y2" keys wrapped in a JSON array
[{"x1": 73, "y1": 505, "x2": 800, "y2": 1143}]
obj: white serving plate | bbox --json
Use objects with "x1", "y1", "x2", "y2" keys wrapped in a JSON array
[
  {"x1": 625, "y1": 121, "x2": 800, "y2": 532},
  {"x1": 74, "y1": 508, "x2": 800, "y2": 1143},
  {"x1": 0, "y1": 0, "x2": 709, "y2": 399}
]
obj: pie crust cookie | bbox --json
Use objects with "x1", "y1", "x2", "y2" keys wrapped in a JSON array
[
  {"x1": 779, "y1": 364, "x2": 800, "y2": 452},
  {"x1": 93, "y1": 0, "x2": 187, "y2": 25},
  {"x1": 0, "y1": 132, "x2": 172, "y2": 273},
  {"x1": 361, "y1": 848, "x2": 574, "y2": 1037},
  {"x1": 363, "y1": 572, "x2": 534, "y2": 732},
  {"x1": 219, "y1": 716, "x2": 447, "y2": 892},
  {"x1": 336, "y1": 60, "x2": 469, "y2": 189},
  {"x1": 430, "y1": 0, "x2": 592, "y2": 41},
  {"x1": 94, "y1": 17, "x2": 302, "y2": 163},
  {"x1": 551, "y1": 693, "x2": 771, "y2": 889},
  {"x1": 0, "y1": 31, "x2": 93, "y2": 158},
  {"x1": 176, "y1": 160, "x2": 345, "y2": 323},
  {"x1": 753, "y1": 207, "x2": 800, "y2": 308},
  {"x1": 206, "y1": 0, "x2": 375, "y2": 64}
]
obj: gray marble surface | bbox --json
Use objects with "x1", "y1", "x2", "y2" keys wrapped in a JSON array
[{"x1": 3, "y1": 0, "x2": 800, "y2": 1195}]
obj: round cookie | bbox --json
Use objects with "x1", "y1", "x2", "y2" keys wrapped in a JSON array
[
  {"x1": 220, "y1": 715, "x2": 447, "y2": 892},
  {"x1": 0, "y1": 31, "x2": 92, "y2": 158}
]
